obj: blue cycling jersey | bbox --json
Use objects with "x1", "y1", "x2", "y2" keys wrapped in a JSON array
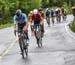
[
  {"x1": 50, "y1": 10, "x2": 54, "y2": 16},
  {"x1": 14, "y1": 13, "x2": 27, "y2": 24}
]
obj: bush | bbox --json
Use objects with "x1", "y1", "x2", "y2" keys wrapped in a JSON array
[{"x1": 69, "y1": 19, "x2": 75, "y2": 32}]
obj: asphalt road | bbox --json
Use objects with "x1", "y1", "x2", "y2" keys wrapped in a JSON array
[{"x1": 0, "y1": 15, "x2": 75, "y2": 65}]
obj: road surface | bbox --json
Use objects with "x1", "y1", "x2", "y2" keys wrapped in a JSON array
[{"x1": 0, "y1": 15, "x2": 75, "y2": 65}]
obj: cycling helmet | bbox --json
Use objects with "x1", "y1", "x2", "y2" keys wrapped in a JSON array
[
  {"x1": 72, "y1": 6, "x2": 75, "y2": 10},
  {"x1": 55, "y1": 8, "x2": 58, "y2": 11},
  {"x1": 30, "y1": 11, "x2": 33, "y2": 14},
  {"x1": 16, "y1": 9, "x2": 22, "y2": 16},
  {"x1": 33, "y1": 9, "x2": 38, "y2": 15},
  {"x1": 61, "y1": 7, "x2": 64, "y2": 10},
  {"x1": 38, "y1": 8, "x2": 42, "y2": 11}
]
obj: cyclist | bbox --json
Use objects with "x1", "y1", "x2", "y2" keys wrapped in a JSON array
[
  {"x1": 31, "y1": 9, "x2": 43, "y2": 37},
  {"x1": 72, "y1": 6, "x2": 75, "y2": 19},
  {"x1": 50, "y1": 8, "x2": 55, "y2": 24},
  {"x1": 61, "y1": 6, "x2": 64, "y2": 15},
  {"x1": 38, "y1": 8, "x2": 44, "y2": 35},
  {"x1": 45, "y1": 8, "x2": 50, "y2": 26},
  {"x1": 64, "y1": 9, "x2": 67, "y2": 20},
  {"x1": 28, "y1": 11, "x2": 33, "y2": 23},
  {"x1": 13, "y1": 9, "x2": 29, "y2": 54},
  {"x1": 28, "y1": 11, "x2": 33, "y2": 34},
  {"x1": 55, "y1": 8, "x2": 61, "y2": 23},
  {"x1": 61, "y1": 6, "x2": 67, "y2": 21},
  {"x1": 38, "y1": 8, "x2": 44, "y2": 18}
]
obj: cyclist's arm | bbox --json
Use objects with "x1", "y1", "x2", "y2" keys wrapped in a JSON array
[
  {"x1": 23, "y1": 13, "x2": 29, "y2": 27},
  {"x1": 39, "y1": 14, "x2": 44, "y2": 25},
  {"x1": 14, "y1": 16, "x2": 17, "y2": 31}
]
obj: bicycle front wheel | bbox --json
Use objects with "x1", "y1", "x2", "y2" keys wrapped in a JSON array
[{"x1": 25, "y1": 47, "x2": 28, "y2": 56}]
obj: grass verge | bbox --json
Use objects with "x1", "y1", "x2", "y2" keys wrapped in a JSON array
[
  {"x1": 69, "y1": 19, "x2": 75, "y2": 32},
  {"x1": 0, "y1": 23, "x2": 13, "y2": 29}
]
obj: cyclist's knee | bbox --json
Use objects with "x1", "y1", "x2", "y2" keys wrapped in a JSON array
[{"x1": 23, "y1": 25, "x2": 28, "y2": 32}]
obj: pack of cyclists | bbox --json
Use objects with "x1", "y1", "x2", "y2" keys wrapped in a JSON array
[
  {"x1": 45, "y1": 7, "x2": 67, "y2": 25},
  {"x1": 14, "y1": 6, "x2": 72, "y2": 57}
]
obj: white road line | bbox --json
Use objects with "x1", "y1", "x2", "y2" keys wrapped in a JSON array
[
  {"x1": 65, "y1": 23, "x2": 75, "y2": 40},
  {"x1": 0, "y1": 38, "x2": 18, "y2": 61}
]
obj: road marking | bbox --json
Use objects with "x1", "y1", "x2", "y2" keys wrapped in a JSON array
[
  {"x1": 0, "y1": 38, "x2": 18, "y2": 61},
  {"x1": 65, "y1": 23, "x2": 75, "y2": 40}
]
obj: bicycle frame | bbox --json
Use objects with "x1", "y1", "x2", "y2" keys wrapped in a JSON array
[
  {"x1": 34, "y1": 24, "x2": 42, "y2": 47},
  {"x1": 19, "y1": 31, "x2": 28, "y2": 58}
]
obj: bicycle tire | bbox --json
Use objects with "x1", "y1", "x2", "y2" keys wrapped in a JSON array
[
  {"x1": 39, "y1": 38, "x2": 42, "y2": 47},
  {"x1": 23, "y1": 34, "x2": 28, "y2": 57},
  {"x1": 25, "y1": 47, "x2": 28, "y2": 56},
  {"x1": 21, "y1": 39, "x2": 25, "y2": 59},
  {"x1": 47, "y1": 17, "x2": 50, "y2": 26}
]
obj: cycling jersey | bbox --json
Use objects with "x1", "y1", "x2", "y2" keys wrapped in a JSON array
[
  {"x1": 55, "y1": 10, "x2": 59, "y2": 14},
  {"x1": 46, "y1": 10, "x2": 50, "y2": 16},
  {"x1": 50, "y1": 10, "x2": 54, "y2": 16},
  {"x1": 28, "y1": 13, "x2": 33, "y2": 19},
  {"x1": 39, "y1": 11, "x2": 44, "y2": 18},
  {"x1": 55, "y1": 9, "x2": 61, "y2": 16},
  {"x1": 32, "y1": 12, "x2": 42, "y2": 22},
  {"x1": 14, "y1": 13, "x2": 27, "y2": 24}
]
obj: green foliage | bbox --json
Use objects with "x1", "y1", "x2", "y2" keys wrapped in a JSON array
[
  {"x1": 69, "y1": 19, "x2": 75, "y2": 32},
  {"x1": 0, "y1": 0, "x2": 75, "y2": 27},
  {"x1": 42, "y1": 0, "x2": 49, "y2": 8}
]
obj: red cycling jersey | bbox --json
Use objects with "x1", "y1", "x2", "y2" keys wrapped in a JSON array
[
  {"x1": 39, "y1": 11, "x2": 44, "y2": 18},
  {"x1": 32, "y1": 12, "x2": 42, "y2": 22}
]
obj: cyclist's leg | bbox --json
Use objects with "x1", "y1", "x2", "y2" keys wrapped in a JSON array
[
  {"x1": 33, "y1": 21, "x2": 38, "y2": 37},
  {"x1": 48, "y1": 16, "x2": 50, "y2": 24},
  {"x1": 52, "y1": 16, "x2": 54, "y2": 24},
  {"x1": 59, "y1": 15, "x2": 61, "y2": 22},
  {"x1": 46, "y1": 16, "x2": 47, "y2": 20},
  {"x1": 62, "y1": 14, "x2": 64, "y2": 20},
  {"x1": 18, "y1": 23, "x2": 23, "y2": 54},
  {"x1": 56, "y1": 16, "x2": 58, "y2": 22},
  {"x1": 23, "y1": 23, "x2": 29, "y2": 44},
  {"x1": 40, "y1": 21, "x2": 44, "y2": 36},
  {"x1": 58, "y1": 15, "x2": 60, "y2": 22}
]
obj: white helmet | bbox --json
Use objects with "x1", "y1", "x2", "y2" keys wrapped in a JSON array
[
  {"x1": 33, "y1": 9, "x2": 38, "y2": 15},
  {"x1": 30, "y1": 11, "x2": 33, "y2": 14},
  {"x1": 55, "y1": 8, "x2": 58, "y2": 11}
]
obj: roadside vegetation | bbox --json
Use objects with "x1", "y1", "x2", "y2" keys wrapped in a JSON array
[
  {"x1": 0, "y1": 0, "x2": 75, "y2": 28},
  {"x1": 69, "y1": 19, "x2": 75, "y2": 32}
]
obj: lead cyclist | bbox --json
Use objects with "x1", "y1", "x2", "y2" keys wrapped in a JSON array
[{"x1": 13, "y1": 9, "x2": 29, "y2": 54}]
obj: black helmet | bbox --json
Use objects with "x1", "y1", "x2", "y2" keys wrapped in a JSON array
[
  {"x1": 38, "y1": 8, "x2": 42, "y2": 11},
  {"x1": 16, "y1": 9, "x2": 22, "y2": 16}
]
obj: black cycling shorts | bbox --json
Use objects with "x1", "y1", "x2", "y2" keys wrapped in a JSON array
[
  {"x1": 34, "y1": 21, "x2": 40, "y2": 29},
  {"x1": 18, "y1": 22, "x2": 26, "y2": 33}
]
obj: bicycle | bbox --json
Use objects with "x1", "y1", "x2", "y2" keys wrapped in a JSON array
[
  {"x1": 62, "y1": 14, "x2": 67, "y2": 21},
  {"x1": 14, "y1": 30, "x2": 28, "y2": 58},
  {"x1": 56, "y1": 15, "x2": 61, "y2": 23},
  {"x1": 46, "y1": 16, "x2": 50, "y2": 26},
  {"x1": 34, "y1": 24, "x2": 42, "y2": 47},
  {"x1": 51, "y1": 16, "x2": 54, "y2": 24}
]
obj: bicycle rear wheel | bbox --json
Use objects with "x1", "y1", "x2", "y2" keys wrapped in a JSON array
[
  {"x1": 37, "y1": 38, "x2": 42, "y2": 47},
  {"x1": 25, "y1": 47, "x2": 28, "y2": 56},
  {"x1": 39, "y1": 38, "x2": 42, "y2": 47},
  {"x1": 23, "y1": 37, "x2": 28, "y2": 57},
  {"x1": 47, "y1": 18, "x2": 50, "y2": 26}
]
